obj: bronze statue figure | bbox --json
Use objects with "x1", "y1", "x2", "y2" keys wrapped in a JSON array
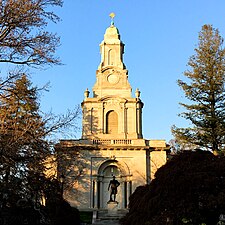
[{"x1": 108, "y1": 176, "x2": 120, "y2": 202}]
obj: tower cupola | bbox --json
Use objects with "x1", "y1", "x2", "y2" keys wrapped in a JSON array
[
  {"x1": 98, "y1": 14, "x2": 125, "y2": 70},
  {"x1": 82, "y1": 13, "x2": 143, "y2": 140}
]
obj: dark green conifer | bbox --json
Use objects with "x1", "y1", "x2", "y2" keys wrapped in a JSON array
[{"x1": 172, "y1": 25, "x2": 225, "y2": 154}]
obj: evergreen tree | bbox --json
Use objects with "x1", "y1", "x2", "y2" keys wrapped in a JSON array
[
  {"x1": 0, "y1": 72, "x2": 49, "y2": 197},
  {"x1": 172, "y1": 25, "x2": 225, "y2": 153},
  {"x1": 0, "y1": 71, "x2": 80, "y2": 206}
]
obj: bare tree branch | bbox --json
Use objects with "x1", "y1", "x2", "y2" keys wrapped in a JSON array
[{"x1": 0, "y1": 0, "x2": 63, "y2": 67}]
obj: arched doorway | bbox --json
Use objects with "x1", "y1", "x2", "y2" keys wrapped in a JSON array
[{"x1": 94, "y1": 159, "x2": 132, "y2": 209}]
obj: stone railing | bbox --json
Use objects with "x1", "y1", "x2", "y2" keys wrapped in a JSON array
[
  {"x1": 93, "y1": 139, "x2": 132, "y2": 145},
  {"x1": 59, "y1": 138, "x2": 147, "y2": 147}
]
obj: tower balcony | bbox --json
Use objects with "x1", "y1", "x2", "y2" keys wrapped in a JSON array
[{"x1": 58, "y1": 138, "x2": 167, "y2": 149}]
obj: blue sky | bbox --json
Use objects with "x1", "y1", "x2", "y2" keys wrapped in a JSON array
[{"x1": 30, "y1": 0, "x2": 225, "y2": 142}]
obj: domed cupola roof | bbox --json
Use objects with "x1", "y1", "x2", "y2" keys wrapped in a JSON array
[
  {"x1": 103, "y1": 13, "x2": 121, "y2": 43},
  {"x1": 104, "y1": 24, "x2": 120, "y2": 40}
]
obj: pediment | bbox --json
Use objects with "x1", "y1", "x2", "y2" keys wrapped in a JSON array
[{"x1": 99, "y1": 96, "x2": 127, "y2": 103}]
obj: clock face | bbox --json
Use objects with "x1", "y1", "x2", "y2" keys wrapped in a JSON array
[{"x1": 107, "y1": 74, "x2": 119, "y2": 84}]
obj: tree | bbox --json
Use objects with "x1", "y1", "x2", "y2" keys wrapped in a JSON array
[
  {"x1": 121, "y1": 150, "x2": 225, "y2": 225},
  {"x1": 0, "y1": 71, "x2": 80, "y2": 208},
  {"x1": 172, "y1": 25, "x2": 225, "y2": 154},
  {"x1": 0, "y1": 1, "x2": 81, "y2": 223},
  {"x1": 0, "y1": 0, "x2": 62, "y2": 67},
  {"x1": 0, "y1": 72, "x2": 46, "y2": 183}
]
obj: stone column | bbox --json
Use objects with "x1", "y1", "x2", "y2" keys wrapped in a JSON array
[
  {"x1": 146, "y1": 149, "x2": 151, "y2": 184},
  {"x1": 124, "y1": 106, "x2": 128, "y2": 139},
  {"x1": 129, "y1": 181, "x2": 132, "y2": 198},
  {"x1": 139, "y1": 107, "x2": 143, "y2": 138},
  {"x1": 102, "y1": 103, "x2": 105, "y2": 134},
  {"x1": 92, "y1": 179, "x2": 98, "y2": 208},
  {"x1": 136, "y1": 101, "x2": 143, "y2": 138},
  {"x1": 90, "y1": 108, "x2": 93, "y2": 133},
  {"x1": 124, "y1": 181, "x2": 127, "y2": 208},
  {"x1": 97, "y1": 180, "x2": 101, "y2": 209}
]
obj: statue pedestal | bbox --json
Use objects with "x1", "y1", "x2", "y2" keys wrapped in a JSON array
[{"x1": 107, "y1": 201, "x2": 118, "y2": 215}]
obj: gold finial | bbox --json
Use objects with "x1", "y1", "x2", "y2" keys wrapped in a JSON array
[{"x1": 109, "y1": 12, "x2": 115, "y2": 26}]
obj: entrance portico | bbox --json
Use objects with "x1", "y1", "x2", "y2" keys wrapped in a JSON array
[{"x1": 91, "y1": 159, "x2": 132, "y2": 209}]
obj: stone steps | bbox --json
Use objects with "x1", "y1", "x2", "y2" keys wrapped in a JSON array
[
  {"x1": 91, "y1": 209, "x2": 127, "y2": 225},
  {"x1": 92, "y1": 220, "x2": 120, "y2": 225}
]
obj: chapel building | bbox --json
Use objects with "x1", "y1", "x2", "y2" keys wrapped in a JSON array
[{"x1": 56, "y1": 17, "x2": 169, "y2": 210}]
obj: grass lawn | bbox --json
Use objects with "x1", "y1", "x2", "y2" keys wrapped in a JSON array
[{"x1": 79, "y1": 211, "x2": 93, "y2": 224}]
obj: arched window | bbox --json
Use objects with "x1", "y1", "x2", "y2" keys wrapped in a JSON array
[
  {"x1": 106, "y1": 110, "x2": 118, "y2": 134},
  {"x1": 108, "y1": 49, "x2": 115, "y2": 65}
]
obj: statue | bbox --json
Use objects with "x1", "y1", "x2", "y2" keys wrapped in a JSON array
[{"x1": 108, "y1": 176, "x2": 120, "y2": 202}]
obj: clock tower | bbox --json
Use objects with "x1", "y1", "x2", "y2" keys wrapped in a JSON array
[{"x1": 82, "y1": 20, "x2": 143, "y2": 140}]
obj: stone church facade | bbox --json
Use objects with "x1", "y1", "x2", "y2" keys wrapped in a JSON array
[{"x1": 56, "y1": 18, "x2": 169, "y2": 210}]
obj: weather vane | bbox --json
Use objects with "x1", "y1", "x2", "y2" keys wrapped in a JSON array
[{"x1": 109, "y1": 12, "x2": 115, "y2": 26}]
